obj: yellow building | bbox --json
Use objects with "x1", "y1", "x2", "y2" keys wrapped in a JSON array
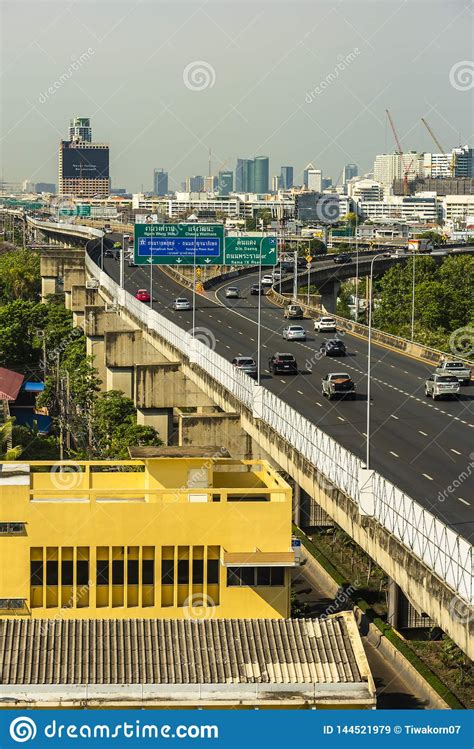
[{"x1": 0, "y1": 458, "x2": 297, "y2": 620}]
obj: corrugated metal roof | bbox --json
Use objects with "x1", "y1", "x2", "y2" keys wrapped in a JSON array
[
  {"x1": 0, "y1": 368, "x2": 24, "y2": 402},
  {"x1": 0, "y1": 616, "x2": 364, "y2": 686}
]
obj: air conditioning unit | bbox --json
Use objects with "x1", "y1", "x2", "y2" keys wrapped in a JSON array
[{"x1": 86, "y1": 278, "x2": 99, "y2": 289}]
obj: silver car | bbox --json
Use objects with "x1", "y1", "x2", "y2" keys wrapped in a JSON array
[
  {"x1": 225, "y1": 286, "x2": 240, "y2": 299},
  {"x1": 282, "y1": 325, "x2": 306, "y2": 341},
  {"x1": 172, "y1": 297, "x2": 192, "y2": 311},
  {"x1": 232, "y1": 356, "x2": 258, "y2": 378},
  {"x1": 425, "y1": 374, "x2": 460, "y2": 400}
]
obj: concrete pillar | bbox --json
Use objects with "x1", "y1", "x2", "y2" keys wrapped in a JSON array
[
  {"x1": 86, "y1": 336, "x2": 106, "y2": 391},
  {"x1": 320, "y1": 281, "x2": 340, "y2": 314},
  {"x1": 41, "y1": 277, "x2": 58, "y2": 301},
  {"x1": 178, "y1": 412, "x2": 252, "y2": 459},
  {"x1": 106, "y1": 367, "x2": 134, "y2": 398},
  {"x1": 387, "y1": 578, "x2": 400, "y2": 629},
  {"x1": 137, "y1": 408, "x2": 173, "y2": 445},
  {"x1": 293, "y1": 483, "x2": 301, "y2": 526}
]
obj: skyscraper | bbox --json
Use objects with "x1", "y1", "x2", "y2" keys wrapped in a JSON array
[
  {"x1": 254, "y1": 156, "x2": 269, "y2": 193},
  {"x1": 59, "y1": 117, "x2": 109, "y2": 197},
  {"x1": 303, "y1": 164, "x2": 322, "y2": 191},
  {"x1": 69, "y1": 117, "x2": 92, "y2": 143},
  {"x1": 153, "y1": 169, "x2": 168, "y2": 196},
  {"x1": 343, "y1": 163, "x2": 358, "y2": 184},
  {"x1": 185, "y1": 175, "x2": 204, "y2": 192},
  {"x1": 236, "y1": 158, "x2": 254, "y2": 192},
  {"x1": 218, "y1": 171, "x2": 234, "y2": 195},
  {"x1": 280, "y1": 166, "x2": 294, "y2": 189}
]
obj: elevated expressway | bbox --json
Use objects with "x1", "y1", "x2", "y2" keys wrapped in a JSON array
[{"x1": 27, "y1": 217, "x2": 474, "y2": 655}]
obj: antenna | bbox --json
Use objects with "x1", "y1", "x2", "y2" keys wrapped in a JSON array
[{"x1": 208, "y1": 147, "x2": 212, "y2": 178}]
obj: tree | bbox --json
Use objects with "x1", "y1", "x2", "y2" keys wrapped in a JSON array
[
  {"x1": 256, "y1": 209, "x2": 272, "y2": 228},
  {"x1": 12, "y1": 425, "x2": 59, "y2": 460},
  {"x1": 245, "y1": 217, "x2": 257, "y2": 231},
  {"x1": 90, "y1": 390, "x2": 162, "y2": 458},
  {"x1": 0, "y1": 248, "x2": 40, "y2": 304},
  {"x1": 0, "y1": 420, "x2": 23, "y2": 460}
]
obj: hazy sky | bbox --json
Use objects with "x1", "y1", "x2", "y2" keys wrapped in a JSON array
[{"x1": 1, "y1": 0, "x2": 472, "y2": 191}]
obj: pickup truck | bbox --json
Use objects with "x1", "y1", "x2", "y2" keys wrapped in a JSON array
[
  {"x1": 425, "y1": 374, "x2": 460, "y2": 400},
  {"x1": 434, "y1": 360, "x2": 472, "y2": 385},
  {"x1": 321, "y1": 372, "x2": 356, "y2": 400}
]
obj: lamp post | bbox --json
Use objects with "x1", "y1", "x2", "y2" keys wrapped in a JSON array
[
  {"x1": 366, "y1": 252, "x2": 391, "y2": 469},
  {"x1": 411, "y1": 252, "x2": 416, "y2": 341},
  {"x1": 257, "y1": 229, "x2": 265, "y2": 386},
  {"x1": 192, "y1": 227, "x2": 197, "y2": 337}
]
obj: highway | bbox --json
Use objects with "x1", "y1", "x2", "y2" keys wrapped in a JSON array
[{"x1": 89, "y1": 237, "x2": 474, "y2": 543}]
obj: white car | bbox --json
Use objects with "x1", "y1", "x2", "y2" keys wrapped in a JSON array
[
  {"x1": 225, "y1": 286, "x2": 240, "y2": 299},
  {"x1": 261, "y1": 274, "x2": 274, "y2": 286},
  {"x1": 314, "y1": 316, "x2": 337, "y2": 332},
  {"x1": 272, "y1": 270, "x2": 282, "y2": 280},
  {"x1": 282, "y1": 325, "x2": 306, "y2": 341},
  {"x1": 172, "y1": 297, "x2": 192, "y2": 311}
]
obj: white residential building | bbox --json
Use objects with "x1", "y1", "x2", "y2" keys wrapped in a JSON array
[
  {"x1": 441, "y1": 195, "x2": 474, "y2": 224},
  {"x1": 359, "y1": 194, "x2": 439, "y2": 223},
  {"x1": 349, "y1": 179, "x2": 384, "y2": 202},
  {"x1": 373, "y1": 152, "x2": 424, "y2": 193}
]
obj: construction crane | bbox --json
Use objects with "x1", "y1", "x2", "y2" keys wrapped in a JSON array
[
  {"x1": 421, "y1": 117, "x2": 456, "y2": 176},
  {"x1": 385, "y1": 110, "x2": 415, "y2": 195},
  {"x1": 386, "y1": 109, "x2": 403, "y2": 153}
]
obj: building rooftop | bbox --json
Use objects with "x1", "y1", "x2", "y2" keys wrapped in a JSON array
[
  {"x1": 0, "y1": 367, "x2": 24, "y2": 401},
  {"x1": 0, "y1": 613, "x2": 375, "y2": 707}
]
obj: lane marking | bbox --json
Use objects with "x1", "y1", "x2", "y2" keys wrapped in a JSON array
[
  {"x1": 450, "y1": 448, "x2": 461, "y2": 455},
  {"x1": 422, "y1": 473, "x2": 433, "y2": 481},
  {"x1": 337, "y1": 416, "x2": 345, "y2": 422},
  {"x1": 419, "y1": 430, "x2": 428, "y2": 436},
  {"x1": 390, "y1": 451, "x2": 399, "y2": 457},
  {"x1": 458, "y1": 498, "x2": 470, "y2": 506},
  {"x1": 390, "y1": 414, "x2": 399, "y2": 420},
  {"x1": 297, "y1": 390, "x2": 304, "y2": 395}
]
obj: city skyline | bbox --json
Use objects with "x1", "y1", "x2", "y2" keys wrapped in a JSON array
[{"x1": 2, "y1": 1, "x2": 471, "y2": 193}]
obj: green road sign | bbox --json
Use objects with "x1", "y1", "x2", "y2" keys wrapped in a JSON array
[
  {"x1": 76, "y1": 205, "x2": 91, "y2": 216},
  {"x1": 223, "y1": 236, "x2": 277, "y2": 266},
  {"x1": 134, "y1": 223, "x2": 224, "y2": 265}
]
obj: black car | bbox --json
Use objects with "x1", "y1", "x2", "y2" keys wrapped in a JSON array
[
  {"x1": 333, "y1": 253, "x2": 351, "y2": 264},
  {"x1": 320, "y1": 339, "x2": 347, "y2": 356},
  {"x1": 250, "y1": 283, "x2": 264, "y2": 295},
  {"x1": 268, "y1": 352, "x2": 298, "y2": 374}
]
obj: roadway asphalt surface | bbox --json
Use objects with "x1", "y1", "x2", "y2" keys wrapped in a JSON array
[{"x1": 89, "y1": 237, "x2": 474, "y2": 543}]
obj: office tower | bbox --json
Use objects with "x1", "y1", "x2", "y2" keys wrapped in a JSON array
[
  {"x1": 35, "y1": 182, "x2": 56, "y2": 193},
  {"x1": 69, "y1": 117, "x2": 92, "y2": 143},
  {"x1": 343, "y1": 163, "x2": 358, "y2": 184},
  {"x1": 272, "y1": 175, "x2": 282, "y2": 192},
  {"x1": 304, "y1": 166, "x2": 322, "y2": 192},
  {"x1": 322, "y1": 178, "x2": 333, "y2": 190},
  {"x1": 59, "y1": 118, "x2": 109, "y2": 197},
  {"x1": 204, "y1": 175, "x2": 218, "y2": 192},
  {"x1": 217, "y1": 170, "x2": 234, "y2": 196},
  {"x1": 236, "y1": 158, "x2": 254, "y2": 192},
  {"x1": 153, "y1": 169, "x2": 168, "y2": 196},
  {"x1": 254, "y1": 156, "x2": 269, "y2": 193},
  {"x1": 453, "y1": 146, "x2": 473, "y2": 177},
  {"x1": 185, "y1": 175, "x2": 204, "y2": 192},
  {"x1": 280, "y1": 166, "x2": 294, "y2": 189}
]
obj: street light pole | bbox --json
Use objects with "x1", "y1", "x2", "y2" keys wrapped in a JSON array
[
  {"x1": 149, "y1": 257, "x2": 153, "y2": 309},
  {"x1": 411, "y1": 253, "x2": 416, "y2": 341},
  {"x1": 100, "y1": 230, "x2": 104, "y2": 271},
  {"x1": 192, "y1": 228, "x2": 197, "y2": 337},
  {"x1": 257, "y1": 230, "x2": 265, "y2": 386},
  {"x1": 366, "y1": 252, "x2": 390, "y2": 469},
  {"x1": 120, "y1": 233, "x2": 125, "y2": 289},
  {"x1": 354, "y1": 214, "x2": 359, "y2": 322}
]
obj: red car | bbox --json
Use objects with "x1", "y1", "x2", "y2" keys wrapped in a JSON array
[{"x1": 135, "y1": 288, "x2": 151, "y2": 303}]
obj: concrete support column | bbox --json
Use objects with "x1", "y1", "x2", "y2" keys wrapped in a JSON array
[
  {"x1": 387, "y1": 578, "x2": 400, "y2": 629},
  {"x1": 137, "y1": 408, "x2": 173, "y2": 445},
  {"x1": 293, "y1": 483, "x2": 301, "y2": 526},
  {"x1": 320, "y1": 281, "x2": 340, "y2": 314},
  {"x1": 86, "y1": 336, "x2": 106, "y2": 391},
  {"x1": 41, "y1": 277, "x2": 58, "y2": 301}
]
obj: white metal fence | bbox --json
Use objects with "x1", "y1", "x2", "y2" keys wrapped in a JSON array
[{"x1": 30, "y1": 219, "x2": 473, "y2": 605}]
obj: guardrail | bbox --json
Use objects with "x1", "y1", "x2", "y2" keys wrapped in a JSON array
[{"x1": 29, "y1": 218, "x2": 473, "y2": 605}]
